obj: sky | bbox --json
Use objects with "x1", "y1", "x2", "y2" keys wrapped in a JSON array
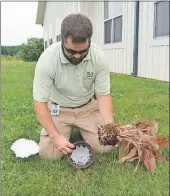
[{"x1": 1, "y1": 2, "x2": 43, "y2": 46}]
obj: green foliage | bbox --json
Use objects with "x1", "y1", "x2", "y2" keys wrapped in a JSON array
[
  {"x1": 19, "y1": 37, "x2": 44, "y2": 62},
  {"x1": 1, "y1": 45, "x2": 21, "y2": 56},
  {"x1": 1, "y1": 37, "x2": 44, "y2": 62}
]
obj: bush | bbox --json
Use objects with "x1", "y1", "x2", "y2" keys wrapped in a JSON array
[
  {"x1": 19, "y1": 38, "x2": 44, "y2": 62},
  {"x1": 1, "y1": 45, "x2": 21, "y2": 56}
]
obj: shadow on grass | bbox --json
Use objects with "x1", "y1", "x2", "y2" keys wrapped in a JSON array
[{"x1": 69, "y1": 126, "x2": 84, "y2": 143}]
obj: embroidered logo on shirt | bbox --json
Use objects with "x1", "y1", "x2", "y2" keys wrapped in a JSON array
[{"x1": 86, "y1": 72, "x2": 93, "y2": 78}]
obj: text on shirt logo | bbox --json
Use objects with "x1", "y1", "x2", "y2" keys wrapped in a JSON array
[{"x1": 86, "y1": 72, "x2": 93, "y2": 78}]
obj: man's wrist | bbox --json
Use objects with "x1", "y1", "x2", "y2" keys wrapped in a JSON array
[
  {"x1": 105, "y1": 119, "x2": 116, "y2": 125},
  {"x1": 48, "y1": 128, "x2": 60, "y2": 139}
]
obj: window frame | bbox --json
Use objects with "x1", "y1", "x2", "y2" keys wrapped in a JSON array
[
  {"x1": 153, "y1": 1, "x2": 170, "y2": 38},
  {"x1": 44, "y1": 41, "x2": 48, "y2": 49},
  {"x1": 104, "y1": 2, "x2": 123, "y2": 44},
  {"x1": 113, "y1": 15, "x2": 123, "y2": 43},
  {"x1": 104, "y1": 18, "x2": 112, "y2": 44},
  {"x1": 49, "y1": 38, "x2": 53, "y2": 45},
  {"x1": 57, "y1": 34, "x2": 61, "y2": 42}
]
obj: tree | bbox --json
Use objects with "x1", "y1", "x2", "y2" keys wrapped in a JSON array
[
  {"x1": 19, "y1": 38, "x2": 44, "y2": 62},
  {"x1": 1, "y1": 45, "x2": 21, "y2": 56}
]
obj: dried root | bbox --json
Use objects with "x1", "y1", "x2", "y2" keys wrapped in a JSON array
[
  {"x1": 97, "y1": 118, "x2": 169, "y2": 172},
  {"x1": 98, "y1": 124, "x2": 120, "y2": 146}
]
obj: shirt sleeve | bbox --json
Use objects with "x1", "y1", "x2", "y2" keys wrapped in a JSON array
[
  {"x1": 33, "y1": 50, "x2": 55, "y2": 102},
  {"x1": 94, "y1": 55, "x2": 111, "y2": 95}
]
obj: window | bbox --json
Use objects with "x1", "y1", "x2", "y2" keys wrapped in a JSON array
[
  {"x1": 154, "y1": 1, "x2": 170, "y2": 37},
  {"x1": 114, "y1": 16, "x2": 122, "y2": 42},
  {"x1": 104, "y1": 20, "x2": 112, "y2": 43},
  {"x1": 104, "y1": 2, "x2": 123, "y2": 43},
  {"x1": 44, "y1": 41, "x2": 47, "y2": 49},
  {"x1": 56, "y1": 34, "x2": 61, "y2": 42},
  {"x1": 49, "y1": 38, "x2": 53, "y2": 45}
]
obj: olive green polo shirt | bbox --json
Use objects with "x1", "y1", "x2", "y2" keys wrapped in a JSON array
[{"x1": 33, "y1": 42, "x2": 110, "y2": 107}]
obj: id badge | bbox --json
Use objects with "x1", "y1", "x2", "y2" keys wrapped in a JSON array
[{"x1": 51, "y1": 104, "x2": 60, "y2": 116}]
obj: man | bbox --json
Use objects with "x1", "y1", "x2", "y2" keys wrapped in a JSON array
[{"x1": 33, "y1": 13, "x2": 116, "y2": 159}]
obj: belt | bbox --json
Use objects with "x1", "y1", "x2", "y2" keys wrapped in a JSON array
[{"x1": 51, "y1": 99, "x2": 91, "y2": 109}]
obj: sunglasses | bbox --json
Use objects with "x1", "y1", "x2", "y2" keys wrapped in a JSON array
[
  {"x1": 62, "y1": 40, "x2": 91, "y2": 55},
  {"x1": 63, "y1": 46, "x2": 90, "y2": 55}
]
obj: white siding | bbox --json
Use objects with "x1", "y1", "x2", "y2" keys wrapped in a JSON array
[
  {"x1": 42, "y1": 2, "x2": 134, "y2": 76},
  {"x1": 42, "y1": 1, "x2": 169, "y2": 82},
  {"x1": 81, "y1": 2, "x2": 135, "y2": 75},
  {"x1": 79, "y1": 2, "x2": 97, "y2": 43},
  {"x1": 138, "y1": 2, "x2": 169, "y2": 82},
  {"x1": 43, "y1": 2, "x2": 80, "y2": 46}
]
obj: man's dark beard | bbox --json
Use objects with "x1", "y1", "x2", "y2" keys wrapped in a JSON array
[{"x1": 61, "y1": 46, "x2": 88, "y2": 65}]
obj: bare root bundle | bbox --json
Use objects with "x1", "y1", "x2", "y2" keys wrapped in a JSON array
[
  {"x1": 97, "y1": 117, "x2": 169, "y2": 172},
  {"x1": 98, "y1": 123, "x2": 120, "y2": 146}
]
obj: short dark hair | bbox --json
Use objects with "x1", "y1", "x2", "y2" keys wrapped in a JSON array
[{"x1": 61, "y1": 13, "x2": 93, "y2": 43}]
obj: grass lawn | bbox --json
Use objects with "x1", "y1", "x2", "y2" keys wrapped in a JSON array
[{"x1": 2, "y1": 58, "x2": 169, "y2": 196}]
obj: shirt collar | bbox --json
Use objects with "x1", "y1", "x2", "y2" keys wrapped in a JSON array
[{"x1": 59, "y1": 42, "x2": 91, "y2": 64}]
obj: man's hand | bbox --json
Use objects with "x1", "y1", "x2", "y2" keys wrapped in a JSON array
[
  {"x1": 34, "y1": 100, "x2": 75, "y2": 155},
  {"x1": 52, "y1": 133, "x2": 75, "y2": 155}
]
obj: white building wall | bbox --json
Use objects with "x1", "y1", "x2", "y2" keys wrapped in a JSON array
[
  {"x1": 80, "y1": 2, "x2": 135, "y2": 75},
  {"x1": 42, "y1": 1, "x2": 169, "y2": 82},
  {"x1": 78, "y1": 2, "x2": 99, "y2": 45},
  {"x1": 43, "y1": 2, "x2": 80, "y2": 46},
  {"x1": 42, "y1": 2, "x2": 134, "y2": 75},
  {"x1": 138, "y1": 2, "x2": 169, "y2": 82}
]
